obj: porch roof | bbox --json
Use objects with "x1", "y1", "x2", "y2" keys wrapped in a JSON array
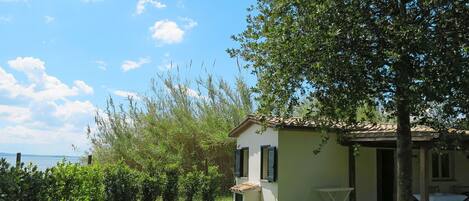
[
  {"x1": 229, "y1": 182, "x2": 261, "y2": 193},
  {"x1": 229, "y1": 115, "x2": 469, "y2": 143}
]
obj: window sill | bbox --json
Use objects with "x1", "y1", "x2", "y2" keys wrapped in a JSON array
[{"x1": 261, "y1": 179, "x2": 276, "y2": 183}]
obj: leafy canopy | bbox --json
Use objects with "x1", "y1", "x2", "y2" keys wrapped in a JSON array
[{"x1": 229, "y1": 0, "x2": 468, "y2": 127}]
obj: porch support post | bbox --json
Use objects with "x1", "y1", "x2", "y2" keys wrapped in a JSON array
[
  {"x1": 420, "y1": 145, "x2": 430, "y2": 201},
  {"x1": 348, "y1": 146, "x2": 356, "y2": 201}
]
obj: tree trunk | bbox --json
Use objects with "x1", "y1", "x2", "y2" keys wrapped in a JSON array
[{"x1": 396, "y1": 60, "x2": 413, "y2": 201}]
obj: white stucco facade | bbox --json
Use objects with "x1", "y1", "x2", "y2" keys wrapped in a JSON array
[
  {"x1": 235, "y1": 124, "x2": 278, "y2": 201},
  {"x1": 232, "y1": 121, "x2": 469, "y2": 201}
]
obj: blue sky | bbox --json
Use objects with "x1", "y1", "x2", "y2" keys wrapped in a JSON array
[{"x1": 0, "y1": 0, "x2": 256, "y2": 156}]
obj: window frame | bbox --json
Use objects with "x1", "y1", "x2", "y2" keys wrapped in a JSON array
[
  {"x1": 235, "y1": 193, "x2": 243, "y2": 201},
  {"x1": 260, "y1": 145, "x2": 270, "y2": 180},
  {"x1": 431, "y1": 151, "x2": 455, "y2": 181},
  {"x1": 241, "y1": 147, "x2": 249, "y2": 177}
]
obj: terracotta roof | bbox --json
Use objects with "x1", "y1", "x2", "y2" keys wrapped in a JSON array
[
  {"x1": 230, "y1": 182, "x2": 261, "y2": 193},
  {"x1": 228, "y1": 115, "x2": 326, "y2": 137},
  {"x1": 229, "y1": 115, "x2": 469, "y2": 141},
  {"x1": 346, "y1": 124, "x2": 440, "y2": 142}
]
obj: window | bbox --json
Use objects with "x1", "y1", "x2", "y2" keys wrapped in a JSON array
[
  {"x1": 242, "y1": 148, "x2": 249, "y2": 177},
  {"x1": 235, "y1": 193, "x2": 243, "y2": 201},
  {"x1": 235, "y1": 148, "x2": 248, "y2": 177},
  {"x1": 261, "y1": 146, "x2": 269, "y2": 179},
  {"x1": 261, "y1": 145, "x2": 277, "y2": 182},
  {"x1": 432, "y1": 152, "x2": 454, "y2": 180}
]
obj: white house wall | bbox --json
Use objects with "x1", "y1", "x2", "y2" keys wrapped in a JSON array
[
  {"x1": 412, "y1": 150, "x2": 469, "y2": 193},
  {"x1": 235, "y1": 124, "x2": 379, "y2": 201},
  {"x1": 236, "y1": 124, "x2": 278, "y2": 201},
  {"x1": 355, "y1": 147, "x2": 378, "y2": 201},
  {"x1": 278, "y1": 130, "x2": 350, "y2": 201}
]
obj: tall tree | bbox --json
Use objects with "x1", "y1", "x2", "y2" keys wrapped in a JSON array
[{"x1": 229, "y1": 1, "x2": 468, "y2": 200}]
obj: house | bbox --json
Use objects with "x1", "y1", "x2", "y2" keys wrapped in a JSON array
[{"x1": 229, "y1": 115, "x2": 469, "y2": 201}]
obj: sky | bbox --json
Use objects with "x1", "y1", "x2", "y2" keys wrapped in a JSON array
[{"x1": 0, "y1": 0, "x2": 256, "y2": 156}]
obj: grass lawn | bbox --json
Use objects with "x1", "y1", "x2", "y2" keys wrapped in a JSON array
[
  {"x1": 218, "y1": 196, "x2": 231, "y2": 201},
  {"x1": 156, "y1": 196, "x2": 231, "y2": 201}
]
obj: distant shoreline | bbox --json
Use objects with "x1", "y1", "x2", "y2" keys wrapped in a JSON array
[{"x1": 0, "y1": 152, "x2": 81, "y2": 158}]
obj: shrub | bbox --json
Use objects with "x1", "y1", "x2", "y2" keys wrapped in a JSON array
[
  {"x1": 77, "y1": 165, "x2": 105, "y2": 201},
  {"x1": 43, "y1": 162, "x2": 84, "y2": 201},
  {"x1": 1, "y1": 159, "x2": 226, "y2": 201},
  {"x1": 162, "y1": 165, "x2": 180, "y2": 201},
  {"x1": 179, "y1": 168, "x2": 202, "y2": 201},
  {"x1": 0, "y1": 159, "x2": 46, "y2": 201},
  {"x1": 140, "y1": 171, "x2": 163, "y2": 201},
  {"x1": 17, "y1": 164, "x2": 46, "y2": 201},
  {"x1": 200, "y1": 166, "x2": 221, "y2": 201},
  {"x1": 103, "y1": 163, "x2": 140, "y2": 201}
]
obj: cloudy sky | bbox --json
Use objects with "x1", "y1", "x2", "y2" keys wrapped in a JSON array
[{"x1": 0, "y1": 0, "x2": 255, "y2": 156}]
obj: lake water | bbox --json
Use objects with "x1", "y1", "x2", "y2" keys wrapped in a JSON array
[{"x1": 0, "y1": 153, "x2": 82, "y2": 170}]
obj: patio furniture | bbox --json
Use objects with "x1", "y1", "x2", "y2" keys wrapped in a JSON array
[
  {"x1": 414, "y1": 193, "x2": 468, "y2": 201},
  {"x1": 317, "y1": 187, "x2": 354, "y2": 201}
]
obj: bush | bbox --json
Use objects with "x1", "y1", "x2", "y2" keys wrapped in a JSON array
[
  {"x1": 78, "y1": 165, "x2": 105, "y2": 201},
  {"x1": 17, "y1": 164, "x2": 46, "y2": 201},
  {"x1": 103, "y1": 163, "x2": 140, "y2": 201},
  {"x1": 179, "y1": 168, "x2": 202, "y2": 201},
  {"x1": 0, "y1": 159, "x2": 223, "y2": 201},
  {"x1": 200, "y1": 166, "x2": 221, "y2": 201},
  {"x1": 140, "y1": 171, "x2": 163, "y2": 201},
  {"x1": 44, "y1": 162, "x2": 101, "y2": 201},
  {"x1": 162, "y1": 165, "x2": 180, "y2": 201},
  {"x1": 0, "y1": 159, "x2": 46, "y2": 201}
]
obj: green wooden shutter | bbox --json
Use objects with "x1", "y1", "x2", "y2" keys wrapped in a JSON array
[
  {"x1": 234, "y1": 149, "x2": 241, "y2": 177},
  {"x1": 267, "y1": 146, "x2": 277, "y2": 182}
]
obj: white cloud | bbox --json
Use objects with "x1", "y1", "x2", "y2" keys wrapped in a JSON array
[
  {"x1": 173, "y1": 85, "x2": 207, "y2": 100},
  {"x1": 180, "y1": 17, "x2": 197, "y2": 30},
  {"x1": 74, "y1": 80, "x2": 94, "y2": 94},
  {"x1": 44, "y1": 16, "x2": 55, "y2": 24},
  {"x1": 95, "y1": 60, "x2": 107, "y2": 70},
  {"x1": 121, "y1": 57, "x2": 150, "y2": 72},
  {"x1": 150, "y1": 20, "x2": 184, "y2": 45},
  {"x1": 2, "y1": 57, "x2": 94, "y2": 101},
  {"x1": 136, "y1": 0, "x2": 166, "y2": 15},
  {"x1": 0, "y1": 105, "x2": 31, "y2": 123},
  {"x1": 8, "y1": 56, "x2": 45, "y2": 72},
  {"x1": 0, "y1": 124, "x2": 89, "y2": 148},
  {"x1": 0, "y1": 66, "x2": 35, "y2": 99},
  {"x1": 113, "y1": 90, "x2": 140, "y2": 100},
  {"x1": 0, "y1": 57, "x2": 96, "y2": 155},
  {"x1": 53, "y1": 100, "x2": 95, "y2": 120}
]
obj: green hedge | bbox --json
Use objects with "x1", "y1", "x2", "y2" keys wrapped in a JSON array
[{"x1": 0, "y1": 159, "x2": 222, "y2": 201}]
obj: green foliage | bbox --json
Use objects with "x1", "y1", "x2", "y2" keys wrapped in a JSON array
[
  {"x1": 89, "y1": 70, "x2": 253, "y2": 191},
  {"x1": 0, "y1": 159, "x2": 46, "y2": 201},
  {"x1": 0, "y1": 159, "x2": 222, "y2": 201},
  {"x1": 44, "y1": 162, "x2": 105, "y2": 201},
  {"x1": 103, "y1": 163, "x2": 140, "y2": 201},
  {"x1": 179, "y1": 167, "x2": 202, "y2": 201},
  {"x1": 229, "y1": 0, "x2": 468, "y2": 126},
  {"x1": 200, "y1": 166, "x2": 221, "y2": 201},
  {"x1": 140, "y1": 171, "x2": 163, "y2": 201},
  {"x1": 230, "y1": 1, "x2": 468, "y2": 200},
  {"x1": 162, "y1": 165, "x2": 180, "y2": 201}
]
